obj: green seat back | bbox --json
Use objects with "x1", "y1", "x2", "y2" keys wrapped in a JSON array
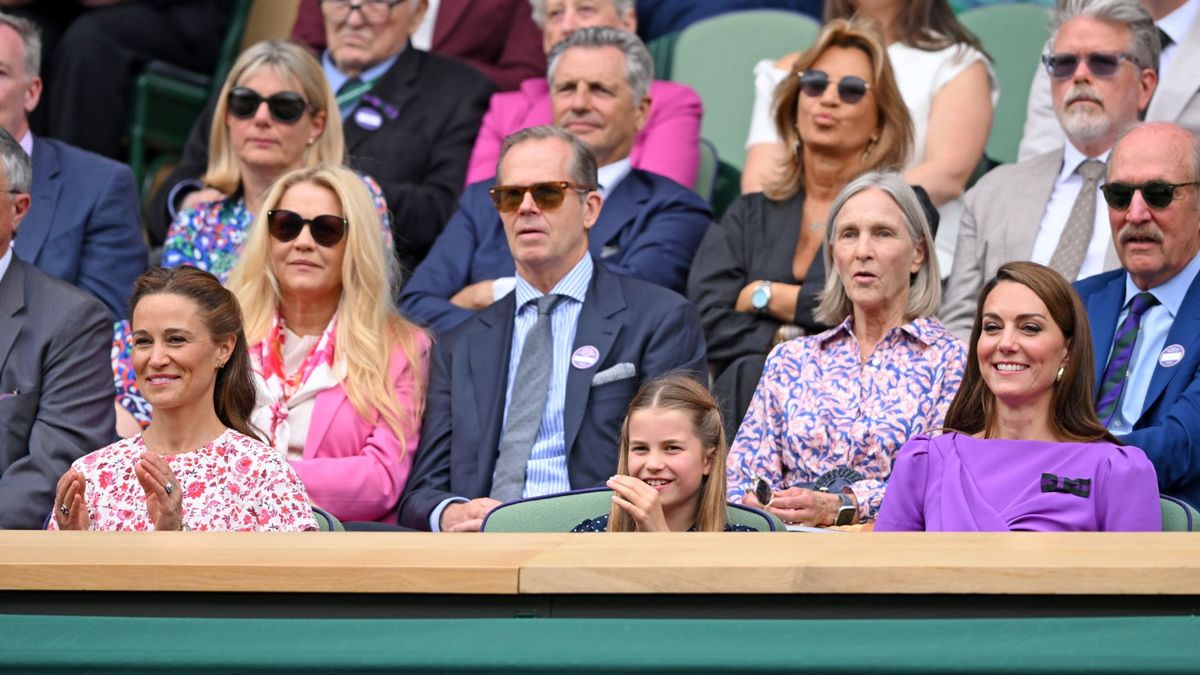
[
  {"x1": 671, "y1": 10, "x2": 820, "y2": 172},
  {"x1": 1160, "y1": 495, "x2": 1200, "y2": 532},
  {"x1": 311, "y1": 506, "x2": 345, "y2": 532},
  {"x1": 694, "y1": 137, "x2": 719, "y2": 204}
]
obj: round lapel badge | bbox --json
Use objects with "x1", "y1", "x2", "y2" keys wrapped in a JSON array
[
  {"x1": 1159, "y1": 344, "x2": 1185, "y2": 368},
  {"x1": 354, "y1": 107, "x2": 383, "y2": 131},
  {"x1": 571, "y1": 345, "x2": 599, "y2": 369}
]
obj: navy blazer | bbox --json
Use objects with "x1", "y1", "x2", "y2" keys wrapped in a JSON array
[
  {"x1": 1076, "y1": 268, "x2": 1200, "y2": 506},
  {"x1": 400, "y1": 169, "x2": 712, "y2": 335},
  {"x1": 13, "y1": 137, "x2": 146, "y2": 320},
  {"x1": 398, "y1": 261, "x2": 707, "y2": 530}
]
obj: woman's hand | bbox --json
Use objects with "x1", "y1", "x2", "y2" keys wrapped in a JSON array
[
  {"x1": 53, "y1": 469, "x2": 90, "y2": 530},
  {"x1": 179, "y1": 187, "x2": 227, "y2": 212},
  {"x1": 607, "y1": 475, "x2": 671, "y2": 532},
  {"x1": 758, "y1": 486, "x2": 843, "y2": 527},
  {"x1": 135, "y1": 452, "x2": 185, "y2": 531}
]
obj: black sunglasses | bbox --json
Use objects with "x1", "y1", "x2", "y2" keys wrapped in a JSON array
[
  {"x1": 1041, "y1": 51, "x2": 1137, "y2": 79},
  {"x1": 797, "y1": 70, "x2": 871, "y2": 104},
  {"x1": 267, "y1": 209, "x2": 348, "y2": 247},
  {"x1": 1100, "y1": 181, "x2": 1200, "y2": 210},
  {"x1": 227, "y1": 87, "x2": 310, "y2": 123},
  {"x1": 488, "y1": 181, "x2": 594, "y2": 213}
]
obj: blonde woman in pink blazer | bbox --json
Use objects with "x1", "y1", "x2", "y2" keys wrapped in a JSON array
[{"x1": 227, "y1": 164, "x2": 429, "y2": 524}]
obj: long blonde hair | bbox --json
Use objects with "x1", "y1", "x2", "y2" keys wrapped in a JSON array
[
  {"x1": 608, "y1": 375, "x2": 729, "y2": 532},
  {"x1": 204, "y1": 40, "x2": 345, "y2": 195},
  {"x1": 226, "y1": 164, "x2": 425, "y2": 452}
]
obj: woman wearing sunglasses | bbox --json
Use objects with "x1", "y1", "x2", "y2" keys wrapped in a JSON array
[
  {"x1": 688, "y1": 19, "x2": 919, "y2": 438},
  {"x1": 224, "y1": 164, "x2": 430, "y2": 524}
]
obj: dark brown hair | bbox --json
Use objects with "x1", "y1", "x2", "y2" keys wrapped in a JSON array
[
  {"x1": 824, "y1": 0, "x2": 989, "y2": 56},
  {"x1": 130, "y1": 266, "x2": 259, "y2": 440},
  {"x1": 943, "y1": 261, "x2": 1118, "y2": 443}
]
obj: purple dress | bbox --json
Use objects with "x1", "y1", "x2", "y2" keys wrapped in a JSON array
[{"x1": 875, "y1": 432, "x2": 1161, "y2": 531}]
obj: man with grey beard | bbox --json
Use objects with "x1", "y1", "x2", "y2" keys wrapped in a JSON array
[{"x1": 940, "y1": 0, "x2": 1159, "y2": 341}]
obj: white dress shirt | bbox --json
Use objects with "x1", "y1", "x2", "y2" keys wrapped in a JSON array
[{"x1": 1029, "y1": 144, "x2": 1113, "y2": 280}]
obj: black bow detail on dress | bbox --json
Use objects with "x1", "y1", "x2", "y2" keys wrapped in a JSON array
[{"x1": 1041, "y1": 473, "x2": 1091, "y2": 498}]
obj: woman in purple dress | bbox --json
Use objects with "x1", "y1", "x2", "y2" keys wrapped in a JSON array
[{"x1": 876, "y1": 261, "x2": 1160, "y2": 531}]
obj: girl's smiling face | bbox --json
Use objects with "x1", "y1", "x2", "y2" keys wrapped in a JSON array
[{"x1": 625, "y1": 407, "x2": 714, "y2": 530}]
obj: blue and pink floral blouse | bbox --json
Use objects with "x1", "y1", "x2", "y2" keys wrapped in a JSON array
[{"x1": 726, "y1": 315, "x2": 966, "y2": 521}]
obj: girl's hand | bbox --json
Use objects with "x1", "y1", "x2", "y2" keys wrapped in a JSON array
[
  {"x1": 607, "y1": 475, "x2": 671, "y2": 532},
  {"x1": 53, "y1": 469, "x2": 90, "y2": 530},
  {"x1": 135, "y1": 452, "x2": 185, "y2": 531}
]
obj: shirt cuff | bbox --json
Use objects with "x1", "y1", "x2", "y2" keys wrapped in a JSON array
[
  {"x1": 430, "y1": 496, "x2": 469, "y2": 532},
  {"x1": 491, "y1": 277, "x2": 516, "y2": 301}
]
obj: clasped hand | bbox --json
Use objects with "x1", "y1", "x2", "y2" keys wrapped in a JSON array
[{"x1": 53, "y1": 452, "x2": 186, "y2": 531}]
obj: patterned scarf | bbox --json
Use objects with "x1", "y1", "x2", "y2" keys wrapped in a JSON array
[{"x1": 250, "y1": 312, "x2": 339, "y2": 455}]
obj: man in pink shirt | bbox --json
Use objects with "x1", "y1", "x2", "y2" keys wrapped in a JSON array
[{"x1": 465, "y1": 0, "x2": 702, "y2": 188}]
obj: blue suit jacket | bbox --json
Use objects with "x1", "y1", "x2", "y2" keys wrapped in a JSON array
[
  {"x1": 13, "y1": 137, "x2": 147, "y2": 320},
  {"x1": 1076, "y1": 268, "x2": 1200, "y2": 506},
  {"x1": 400, "y1": 169, "x2": 712, "y2": 335},
  {"x1": 397, "y1": 261, "x2": 707, "y2": 530}
]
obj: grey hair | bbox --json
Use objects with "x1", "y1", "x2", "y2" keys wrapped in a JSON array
[
  {"x1": 547, "y1": 26, "x2": 653, "y2": 103},
  {"x1": 0, "y1": 12, "x2": 41, "y2": 79},
  {"x1": 0, "y1": 126, "x2": 31, "y2": 193},
  {"x1": 816, "y1": 171, "x2": 941, "y2": 325},
  {"x1": 531, "y1": 0, "x2": 636, "y2": 29},
  {"x1": 497, "y1": 125, "x2": 599, "y2": 189},
  {"x1": 1048, "y1": 0, "x2": 1159, "y2": 72}
]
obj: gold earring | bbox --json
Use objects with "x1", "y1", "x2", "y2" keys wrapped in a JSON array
[
  {"x1": 1055, "y1": 366, "x2": 1065, "y2": 383},
  {"x1": 862, "y1": 135, "x2": 879, "y2": 162}
]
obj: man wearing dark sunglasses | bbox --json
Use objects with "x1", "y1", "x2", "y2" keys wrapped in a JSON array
[
  {"x1": 942, "y1": 0, "x2": 1158, "y2": 340},
  {"x1": 401, "y1": 27, "x2": 711, "y2": 336},
  {"x1": 398, "y1": 125, "x2": 706, "y2": 532},
  {"x1": 1075, "y1": 122, "x2": 1200, "y2": 511}
]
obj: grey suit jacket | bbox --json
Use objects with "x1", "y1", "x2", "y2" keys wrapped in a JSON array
[
  {"x1": 1018, "y1": 13, "x2": 1200, "y2": 160},
  {"x1": 939, "y1": 148, "x2": 1121, "y2": 340},
  {"x1": 0, "y1": 257, "x2": 114, "y2": 529}
]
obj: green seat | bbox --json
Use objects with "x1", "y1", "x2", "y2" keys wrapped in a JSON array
[
  {"x1": 1160, "y1": 495, "x2": 1200, "y2": 532},
  {"x1": 670, "y1": 10, "x2": 820, "y2": 174},
  {"x1": 958, "y1": 4, "x2": 1052, "y2": 165},
  {"x1": 311, "y1": 506, "x2": 346, "y2": 532},
  {"x1": 480, "y1": 487, "x2": 785, "y2": 532},
  {"x1": 645, "y1": 31, "x2": 679, "y2": 81},
  {"x1": 694, "y1": 137, "x2": 718, "y2": 204}
]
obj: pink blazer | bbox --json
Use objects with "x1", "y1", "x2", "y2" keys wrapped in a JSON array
[
  {"x1": 290, "y1": 332, "x2": 431, "y2": 523},
  {"x1": 465, "y1": 78, "x2": 703, "y2": 188}
]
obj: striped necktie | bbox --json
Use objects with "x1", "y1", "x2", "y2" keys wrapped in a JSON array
[
  {"x1": 335, "y1": 77, "x2": 372, "y2": 115},
  {"x1": 1095, "y1": 291, "x2": 1159, "y2": 426}
]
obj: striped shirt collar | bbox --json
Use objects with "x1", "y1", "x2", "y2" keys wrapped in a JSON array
[{"x1": 514, "y1": 254, "x2": 593, "y2": 312}]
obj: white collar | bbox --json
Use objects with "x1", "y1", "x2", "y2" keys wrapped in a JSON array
[
  {"x1": 596, "y1": 158, "x2": 632, "y2": 200},
  {"x1": 1158, "y1": 0, "x2": 1200, "y2": 45}
]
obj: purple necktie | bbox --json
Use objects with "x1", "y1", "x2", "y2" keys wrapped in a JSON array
[{"x1": 1095, "y1": 292, "x2": 1159, "y2": 426}]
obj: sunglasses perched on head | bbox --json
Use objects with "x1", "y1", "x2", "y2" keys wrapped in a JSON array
[
  {"x1": 1041, "y1": 51, "x2": 1136, "y2": 79},
  {"x1": 1100, "y1": 181, "x2": 1200, "y2": 210},
  {"x1": 227, "y1": 87, "x2": 310, "y2": 123},
  {"x1": 796, "y1": 70, "x2": 871, "y2": 104},
  {"x1": 266, "y1": 209, "x2": 348, "y2": 247},
  {"x1": 488, "y1": 181, "x2": 594, "y2": 213}
]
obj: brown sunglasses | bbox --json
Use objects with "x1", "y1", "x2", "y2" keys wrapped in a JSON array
[{"x1": 488, "y1": 181, "x2": 594, "y2": 213}]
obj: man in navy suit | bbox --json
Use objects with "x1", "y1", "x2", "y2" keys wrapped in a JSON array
[
  {"x1": 400, "y1": 27, "x2": 711, "y2": 336},
  {"x1": 0, "y1": 13, "x2": 144, "y2": 321},
  {"x1": 398, "y1": 125, "x2": 706, "y2": 532},
  {"x1": 1076, "y1": 122, "x2": 1200, "y2": 507}
]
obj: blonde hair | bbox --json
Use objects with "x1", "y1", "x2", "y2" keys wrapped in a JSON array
[
  {"x1": 608, "y1": 374, "x2": 729, "y2": 532},
  {"x1": 226, "y1": 164, "x2": 425, "y2": 453},
  {"x1": 204, "y1": 40, "x2": 345, "y2": 195}
]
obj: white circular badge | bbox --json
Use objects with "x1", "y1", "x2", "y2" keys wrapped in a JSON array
[
  {"x1": 571, "y1": 345, "x2": 599, "y2": 369},
  {"x1": 354, "y1": 107, "x2": 383, "y2": 131},
  {"x1": 1159, "y1": 344, "x2": 1186, "y2": 368}
]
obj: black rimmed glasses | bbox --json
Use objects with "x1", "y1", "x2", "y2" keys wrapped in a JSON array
[
  {"x1": 488, "y1": 181, "x2": 595, "y2": 213},
  {"x1": 267, "y1": 209, "x2": 349, "y2": 247},
  {"x1": 320, "y1": 0, "x2": 405, "y2": 24},
  {"x1": 796, "y1": 69, "x2": 871, "y2": 104},
  {"x1": 1100, "y1": 181, "x2": 1200, "y2": 210},
  {"x1": 1041, "y1": 52, "x2": 1137, "y2": 79},
  {"x1": 227, "y1": 87, "x2": 310, "y2": 124}
]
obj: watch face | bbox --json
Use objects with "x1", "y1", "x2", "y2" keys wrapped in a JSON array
[
  {"x1": 751, "y1": 287, "x2": 769, "y2": 309},
  {"x1": 754, "y1": 477, "x2": 773, "y2": 506}
]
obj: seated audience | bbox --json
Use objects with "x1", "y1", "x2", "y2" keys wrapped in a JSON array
[
  {"x1": 402, "y1": 27, "x2": 711, "y2": 335},
  {"x1": 688, "y1": 19, "x2": 915, "y2": 433},
  {"x1": 876, "y1": 261, "x2": 1160, "y2": 531},
  {"x1": 0, "y1": 127, "x2": 113, "y2": 530},
  {"x1": 1019, "y1": 0, "x2": 1200, "y2": 160},
  {"x1": 51, "y1": 266, "x2": 317, "y2": 532},
  {"x1": 0, "y1": 13, "x2": 145, "y2": 320},
  {"x1": 942, "y1": 0, "x2": 1158, "y2": 341},
  {"x1": 225, "y1": 164, "x2": 430, "y2": 524},
  {"x1": 729, "y1": 171, "x2": 964, "y2": 527},
  {"x1": 1076, "y1": 122, "x2": 1200, "y2": 508},
  {"x1": 398, "y1": 126, "x2": 706, "y2": 532},
  {"x1": 572, "y1": 374, "x2": 756, "y2": 532},
  {"x1": 743, "y1": 0, "x2": 996, "y2": 274},
  {"x1": 467, "y1": 0, "x2": 702, "y2": 188}
]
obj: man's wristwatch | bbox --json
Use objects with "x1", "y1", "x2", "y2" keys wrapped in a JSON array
[
  {"x1": 834, "y1": 492, "x2": 856, "y2": 526},
  {"x1": 750, "y1": 280, "x2": 773, "y2": 314}
]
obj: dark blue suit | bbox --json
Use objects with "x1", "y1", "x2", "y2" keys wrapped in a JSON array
[
  {"x1": 398, "y1": 261, "x2": 707, "y2": 530},
  {"x1": 1076, "y1": 268, "x2": 1200, "y2": 507},
  {"x1": 13, "y1": 137, "x2": 146, "y2": 320},
  {"x1": 399, "y1": 170, "x2": 711, "y2": 335}
]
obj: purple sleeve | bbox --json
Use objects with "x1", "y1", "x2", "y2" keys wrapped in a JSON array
[
  {"x1": 874, "y1": 436, "x2": 933, "y2": 531},
  {"x1": 1096, "y1": 445, "x2": 1162, "y2": 532}
]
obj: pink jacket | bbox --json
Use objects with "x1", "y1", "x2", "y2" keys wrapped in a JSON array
[
  {"x1": 290, "y1": 332, "x2": 431, "y2": 523},
  {"x1": 465, "y1": 77, "x2": 703, "y2": 187}
]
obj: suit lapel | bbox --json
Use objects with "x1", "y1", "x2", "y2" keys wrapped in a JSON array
[
  {"x1": 342, "y1": 45, "x2": 421, "y2": 153},
  {"x1": 0, "y1": 259, "x2": 27, "y2": 372},
  {"x1": 1146, "y1": 14, "x2": 1200, "y2": 123},
  {"x1": 1086, "y1": 273, "x2": 1127, "y2": 393},
  {"x1": 14, "y1": 140, "x2": 60, "y2": 264},
  {"x1": 303, "y1": 386, "x2": 344, "y2": 458},
  {"x1": 431, "y1": 0, "x2": 469, "y2": 49},
  {"x1": 470, "y1": 296, "x2": 515, "y2": 482},
  {"x1": 588, "y1": 171, "x2": 645, "y2": 252},
  {"x1": 562, "y1": 265, "x2": 623, "y2": 455},
  {"x1": 1007, "y1": 151, "x2": 1061, "y2": 260},
  {"x1": 1140, "y1": 273, "x2": 1200, "y2": 418}
]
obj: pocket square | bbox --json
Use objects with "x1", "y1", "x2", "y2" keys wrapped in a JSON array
[{"x1": 592, "y1": 362, "x2": 636, "y2": 386}]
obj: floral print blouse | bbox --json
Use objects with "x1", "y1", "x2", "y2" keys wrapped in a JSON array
[
  {"x1": 726, "y1": 316, "x2": 966, "y2": 521},
  {"x1": 48, "y1": 430, "x2": 318, "y2": 531}
]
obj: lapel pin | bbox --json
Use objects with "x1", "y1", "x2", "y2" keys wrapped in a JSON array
[{"x1": 571, "y1": 345, "x2": 599, "y2": 369}]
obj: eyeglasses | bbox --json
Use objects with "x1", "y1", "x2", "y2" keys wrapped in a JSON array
[
  {"x1": 320, "y1": 0, "x2": 405, "y2": 24},
  {"x1": 227, "y1": 87, "x2": 309, "y2": 124},
  {"x1": 797, "y1": 70, "x2": 871, "y2": 104},
  {"x1": 488, "y1": 181, "x2": 594, "y2": 213},
  {"x1": 1041, "y1": 52, "x2": 1137, "y2": 79},
  {"x1": 267, "y1": 209, "x2": 348, "y2": 247},
  {"x1": 1100, "y1": 181, "x2": 1200, "y2": 210}
]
